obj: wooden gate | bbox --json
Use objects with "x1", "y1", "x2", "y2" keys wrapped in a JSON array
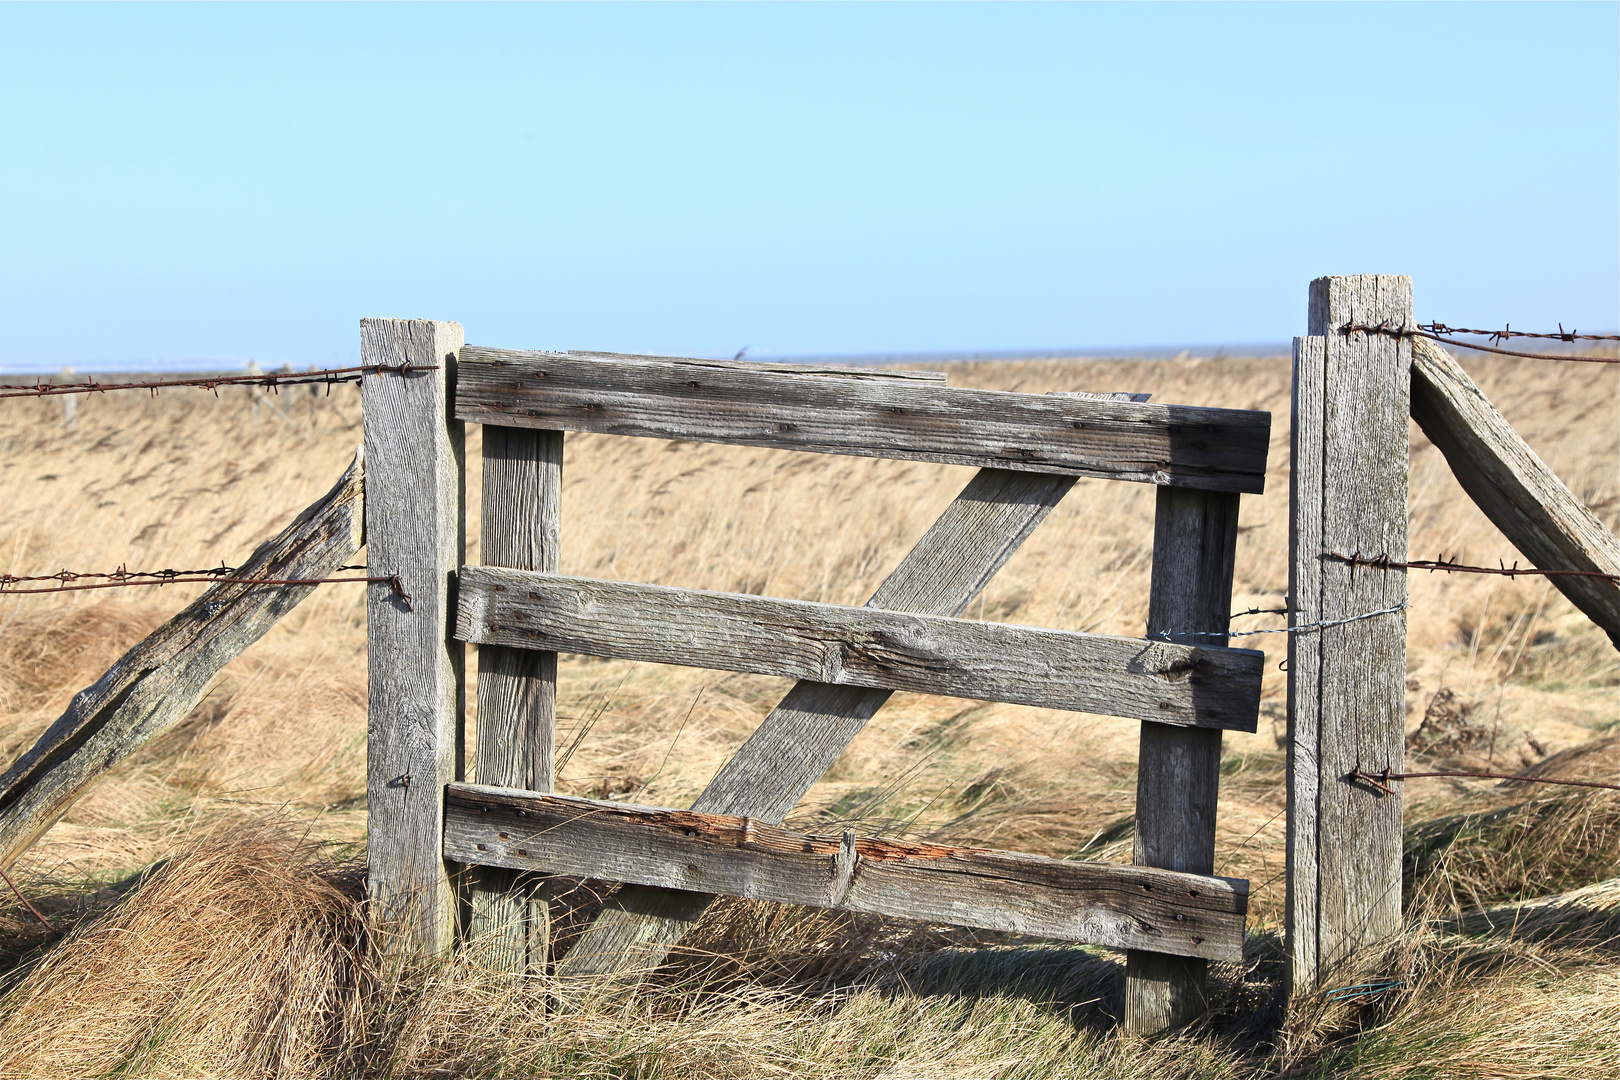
[{"x1": 361, "y1": 320, "x2": 1273, "y2": 1033}]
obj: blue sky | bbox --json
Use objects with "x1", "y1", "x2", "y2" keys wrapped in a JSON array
[{"x1": 1, "y1": 2, "x2": 1615, "y2": 370}]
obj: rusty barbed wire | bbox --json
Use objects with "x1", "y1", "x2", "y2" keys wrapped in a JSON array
[
  {"x1": 1327, "y1": 551, "x2": 1620, "y2": 584},
  {"x1": 1421, "y1": 322, "x2": 1620, "y2": 344},
  {"x1": 0, "y1": 563, "x2": 412, "y2": 609},
  {"x1": 1339, "y1": 322, "x2": 1620, "y2": 364},
  {"x1": 0, "y1": 362, "x2": 437, "y2": 400},
  {"x1": 1352, "y1": 766, "x2": 1620, "y2": 795}
]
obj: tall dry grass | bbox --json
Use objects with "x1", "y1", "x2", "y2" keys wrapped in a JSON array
[
  {"x1": 0, "y1": 818, "x2": 1613, "y2": 1079},
  {"x1": 0, "y1": 349, "x2": 1615, "y2": 1076}
]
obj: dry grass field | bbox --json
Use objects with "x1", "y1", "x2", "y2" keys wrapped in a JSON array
[{"x1": 0, "y1": 350, "x2": 1614, "y2": 1078}]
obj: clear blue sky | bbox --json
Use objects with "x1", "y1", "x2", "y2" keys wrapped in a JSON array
[{"x1": 1, "y1": 2, "x2": 1615, "y2": 370}]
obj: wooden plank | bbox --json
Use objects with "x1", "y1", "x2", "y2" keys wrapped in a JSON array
[
  {"x1": 468, "y1": 426, "x2": 562, "y2": 971},
  {"x1": 444, "y1": 784, "x2": 1249, "y2": 963},
  {"x1": 0, "y1": 454, "x2": 365, "y2": 871},
  {"x1": 567, "y1": 351, "x2": 948, "y2": 383},
  {"x1": 1125, "y1": 487, "x2": 1242, "y2": 1034},
  {"x1": 1410, "y1": 335, "x2": 1620, "y2": 648},
  {"x1": 555, "y1": 468, "x2": 1079, "y2": 978},
  {"x1": 457, "y1": 568, "x2": 1263, "y2": 731},
  {"x1": 362, "y1": 318, "x2": 467, "y2": 959},
  {"x1": 457, "y1": 347, "x2": 1271, "y2": 493},
  {"x1": 1285, "y1": 335, "x2": 1326, "y2": 995},
  {"x1": 1286, "y1": 276, "x2": 1410, "y2": 993}
]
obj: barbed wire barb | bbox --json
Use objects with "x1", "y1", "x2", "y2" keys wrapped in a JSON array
[
  {"x1": 1422, "y1": 322, "x2": 1620, "y2": 344},
  {"x1": 0, "y1": 362, "x2": 437, "y2": 400},
  {"x1": 0, "y1": 563, "x2": 412, "y2": 610},
  {"x1": 1326, "y1": 551, "x2": 1620, "y2": 584},
  {"x1": 1339, "y1": 323, "x2": 1620, "y2": 364}
]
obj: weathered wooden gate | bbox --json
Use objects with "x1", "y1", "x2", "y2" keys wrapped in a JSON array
[{"x1": 361, "y1": 319, "x2": 1273, "y2": 1033}]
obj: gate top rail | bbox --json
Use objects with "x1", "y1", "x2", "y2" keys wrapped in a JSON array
[{"x1": 456, "y1": 347, "x2": 1272, "y2": 494}]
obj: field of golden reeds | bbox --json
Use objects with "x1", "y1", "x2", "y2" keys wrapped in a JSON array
[{"x1": 0, "y1": 350, "x2": 1614, "y2": 1078}]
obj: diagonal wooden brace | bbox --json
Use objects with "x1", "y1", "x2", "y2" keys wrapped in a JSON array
[{"x1": 553, "y1": 466, "x2": 1079, "y2": 978}]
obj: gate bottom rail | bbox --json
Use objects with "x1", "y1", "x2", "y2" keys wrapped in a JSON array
[{"x1": 443, "y1": 782, "x2": 1246, "y2": 963}]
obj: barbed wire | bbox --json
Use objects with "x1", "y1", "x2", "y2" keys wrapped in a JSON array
[
  {"x1": 1352, "y1": 766, "x2": 1620, "y2": 795},
  {"x1": 1327, "y1": 551, "x2": 1620, "y2": 584},
  {"x1": 0, "y1": 362, "x2": 437, "y2": 400},
  {"x1": 0, "y1": 563, "x2": 412, "y2": 609},
  {"x1": 1421, "y1": 322, "x2": 1620, "y2": 344},
  {"x1": 1150, "y1": 601, "x2": 1408, "y2": 641},
  {"x1": 1340, "y1": 322, "x2": 1620, "y2": 364}
]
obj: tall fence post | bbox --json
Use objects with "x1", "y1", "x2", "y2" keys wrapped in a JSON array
[
  {"x1": 363, "y1": 318, "x2": 467, "y2": 958},
  {"x1": 469, "y1": 426, "x2": 562, "y2": 971},
  {"x1": 1287, "y1": 275, "x2": 1411, "y2": 992},
  {"x1": 1125, "y1": 486, "x2": 1240, "y2": 1034}
]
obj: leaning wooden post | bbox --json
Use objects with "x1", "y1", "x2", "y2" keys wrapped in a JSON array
[
  {"x1": 1287, "y1": 275, "x2": 1411, "y2": 993},
  {"x1": 363, "y1": 318, "x2": 467, "y2": 959},
  {"x1": 469, "y1": 425, "x2": 562, "y2": 971},
  {"x1": 1125, "y1": 486, "x2": 1241, "y2": 1034}
]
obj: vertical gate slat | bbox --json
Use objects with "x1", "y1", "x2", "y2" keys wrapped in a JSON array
[
  {"x1": 362, "y1": 318, "x2": 467, "y2": 958},
  {"x1": 1124, "y1": 487, "x2": 1241, "y2": 1034},
  {"x1": 470, "y1": 426, "x2": 563, "y2": 971},
  {"x1": 1285, "y1": 334, "x2": 1326, "y2": 989},
  {"x1": 1287, "y1": 274, "x2": 1411, "y2": 992}
]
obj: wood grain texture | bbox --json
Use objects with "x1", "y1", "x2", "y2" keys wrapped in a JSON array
[
  {"x1": 363, "y1": 318, "x2": 467, "y2": 959},
  {"x1": 469, "y1": 426, "x2": 562, "y2": 971},
  {"x1": 567, "y1": 351, "x2": 948, "y2": 383},
  {"x1": 1410, "y1": 335, "x2": 1620, "y2": 648},
  {"x1": 444, "y1": 784, "x2": 1249, "y2": 962},
  {"x1": 1285, "y1": 335, "x2": 1326, "y2": 994},
  {"x1": 1287, "y1": 277, "x2": 1411, "y2": 993},
  {"x1": 1125, "y1": 487, "x2": 1242, "y2": 1034},
  {"x1": 456, "y1": 347, "x2": 1271, "y2": 493},
  {"x1": 457, "y1": 568, "x2": 1263, "y2": 731},
  {"x1": 555, "y1": 468, "x2": 1080, "y2": 978},
  {"x1": 0, "y1": 453, "x2": 364, "y2": 870}
]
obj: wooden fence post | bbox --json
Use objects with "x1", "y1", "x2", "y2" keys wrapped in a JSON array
[
  {"x1": 363, "y1": 318, "x2": 466, "y2": 959},
  {"x1": 1287, "y1": 275, "x2": 1411, "y2": 993},
  {"x1": 57, "y1": 367, "x2": 77, "y2": 432},
  {"x1": 469, "y1": 426, "x2": 562, "y2": 971},
  {"x1": 246, "y1": 361, "x2": 262, "y2": 426},
  {"x1": 1125, "y1": 486, "x2": 1240, "y2": 1034}
]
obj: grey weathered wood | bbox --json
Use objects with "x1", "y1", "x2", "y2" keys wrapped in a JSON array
[
  {"x1": 1285, "y1": 335, "x2": 1326, "y2": 999},
  {"x1": 1125, "y1": 486, "x2": 1243, "y2": 1034},
  {"x1": 556, "y1": 468, "x2": 1081, "y2": 977},
  {"x1": 0, "y1": 453, "x2": 365, "y2": 870},
  {"x1": 458, "y1": 568, "x2": 1263, "y2": 731},
  {"x1": 363, "y1": 318, "x2": 466, "y2": 959},
  {"x1": 1410, "y1": 335, "x2": 1620, "y2": 648},
  {"x1": 469, "y1": 426, "x2": 562, "y2": 971},
  {"x1": 1046, "y1": 390, "x2": 1153, "y2": 403},
  {"x1": 457, "y1": 347, "x2": 1271, "y2": 493},
  {"x1": 56, "y1": 367, "x2": 77, "y2": 431},
  {"x1": 1287, "y1": 276, "x2": 1411, "y2": 994},
  {"x1": 567, "y1": 351, "x2": 948, "y2": 383},
  {"x1": 444, "y1": 784, "x2": 1248, "y2": 963}
]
